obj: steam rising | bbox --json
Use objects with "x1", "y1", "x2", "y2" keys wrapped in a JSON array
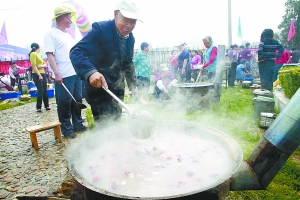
[
  {"x1": 65, "y1": 121, "x2": 242, "y2": 198},
  {"x1": 65, "y1": 52, "x2": 247, "y2": 198},
  {"x1": 129, "y1": 110, "x2": 156, "y2": 139}
]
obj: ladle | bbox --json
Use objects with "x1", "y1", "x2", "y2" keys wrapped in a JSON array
[
  {"x1": 195, "y1": 70, "x2": 202, "y2": 83},
  {"x1": 61, "y1": 83, "x2": 87, "y2": 109},
  {"x1": 167, "y1": 93, "x2": 174, "y2": 100},
  {"x1": 102, "y1": 86, "x2": 155, "y2": 139}
]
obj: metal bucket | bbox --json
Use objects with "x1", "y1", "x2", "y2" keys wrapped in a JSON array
[
  {"x1": 259, "y1": 112, "x2": 277, "y2": 128},
  {"x1": 253, "y1": 96, "x2": 275, "y2": 119}
]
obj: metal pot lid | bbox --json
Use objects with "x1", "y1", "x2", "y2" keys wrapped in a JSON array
[
  {"x1": 255, "y1": 96, "x2": 274, "y2": 102},
  {"x1": 260, "y1": 112, "x2": 274, "y2": 117},
  {"x1": 67, "y1": 121, "x2": 243, "y2": 199},
  {"x1": 253, "y1": 89, "x2": 272, "y2": 95}
]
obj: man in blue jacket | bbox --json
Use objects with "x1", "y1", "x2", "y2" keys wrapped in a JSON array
[{"x1": 70, "y1": 0, "x2": 141, "y2": 123}]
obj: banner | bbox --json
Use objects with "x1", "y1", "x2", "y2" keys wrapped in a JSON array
[{"x1": 0, "y1": 44, "x2": 29, "y2": 61}]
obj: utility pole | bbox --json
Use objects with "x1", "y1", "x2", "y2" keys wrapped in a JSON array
[{"x1": 228, "y1": 0, "x2": 232, "y2": 48}]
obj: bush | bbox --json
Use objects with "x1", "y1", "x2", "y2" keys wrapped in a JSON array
[{"x1": 278, "y1": 66, "x2": 300, "y2": 98}]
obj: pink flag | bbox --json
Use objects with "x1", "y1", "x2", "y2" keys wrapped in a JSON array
[
  {"x1": 0, "y1": 22, "x2": 8, "y2": 44},
  {"x1": 288, "y1": 19, "x2": 296, "y2": 41}
]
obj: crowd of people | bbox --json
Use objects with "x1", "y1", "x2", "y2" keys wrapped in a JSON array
[
  {"x1": 1, "y1": 0, "x2": 300, "y2": 140},
  {"x1": 0, "y1": 61, "x2": 30, "y2": 92},
  {"x1": 257, "y1": 29, "x2": 300, "y2": 92},
  {"x1": 226, "y1": 43, "x2": 256, "y2": 86},
  {"x1": 225, "y1": 33, "x2": 300, "y2": 90},
  {"x1": 131, "y1": 36, "x2": 218, "y2": 102},
  {"x1": 166, "y1": 38, "x2": 217, "y2": 84}
]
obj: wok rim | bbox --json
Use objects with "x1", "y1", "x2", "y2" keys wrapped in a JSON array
[{"x1": 173, "y1": 83, "x2": 214, "y2": 88}]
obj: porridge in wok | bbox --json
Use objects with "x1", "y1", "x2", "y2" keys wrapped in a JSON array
[{"x1": 68, "y1": 121, "x2": 242, "y2": 198}]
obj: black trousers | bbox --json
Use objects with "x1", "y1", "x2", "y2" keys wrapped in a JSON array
[
  {"x1": 259, "y1": 60, "x2": 275, "y2": 92},
  {"x1": 32, "y1": 73, "x2": 49, "y2": 109},
  {"x1": 228, "y1": 62, "x2": 238, "y2": 86},
  {"x1": 136, "y1": 76, "x2": 150, "y2": 99}
]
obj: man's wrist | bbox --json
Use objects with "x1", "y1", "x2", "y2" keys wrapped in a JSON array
[{"x1": 84, "y1": 70, "x2": 98, "y2": 82}]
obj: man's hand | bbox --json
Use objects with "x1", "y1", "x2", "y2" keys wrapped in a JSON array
[
  {"x1": 54, "y1": 73, "x2": 63, "y2": 85},
  {"x1": 88, "y1": 72, "x2": 108, "y2": 89}
]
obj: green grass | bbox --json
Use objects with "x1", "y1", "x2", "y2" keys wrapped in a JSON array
[{"x1": 0, "y1": 98, "x2": 36, "y2": 111}]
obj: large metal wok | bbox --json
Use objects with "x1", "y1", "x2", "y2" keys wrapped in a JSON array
[
  {"x1": 67, "y1": 120, "x2": 243, "y2": 199},
  {"x1": 173, "y1": 83, "x2": 216, "y2": 110},
  {"x1": 173, "y1": 83, "x2": 214, "y2": 96}
]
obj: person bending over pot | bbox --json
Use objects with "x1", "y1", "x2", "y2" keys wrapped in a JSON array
[
  {"x1": 69, "y1": 0, "x2": 141, "y2": 124},
  {"x1": 154, "y1": 63, "x2": 177, "y2": 99}
]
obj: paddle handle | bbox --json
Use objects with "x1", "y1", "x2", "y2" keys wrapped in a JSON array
[
  {"x1": 195, "y1": 71, "x2": 202, "y2": 83},
  {"x1": 62, "y1": 83, "x2": 77, "y2": 103},
  {"x1": 102, "y1": 86, "x2": 135, "y2": 116},
  {"x1": 167, "y1": 93, "x2": 174, "y2": 100}
]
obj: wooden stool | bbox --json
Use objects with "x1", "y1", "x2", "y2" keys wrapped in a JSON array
[{"x1": 25, "y1": 121, "x2": 62, "y2": 150}]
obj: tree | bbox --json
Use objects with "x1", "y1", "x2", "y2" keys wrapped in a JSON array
[{"x1": 278, "y1": 0, "x2": 300, "y2": 49}]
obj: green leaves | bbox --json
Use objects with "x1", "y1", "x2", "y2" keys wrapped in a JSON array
[
  {"x1": 278, "y1": 66, "x2": 300, "y2": 98},
  {"x1": 278, "y1": 0, "x2": 300, "y2": 48}
]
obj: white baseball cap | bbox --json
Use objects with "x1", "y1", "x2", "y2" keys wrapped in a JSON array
[
  {"x1": 115, "y1": 0, "x2": 143, "y2": 22},
  {"x1": 159, "y1": 63, "x2": 169, "y2": 71},
  {"x1": 174, "y1": 41, "x2": 186, "y2": 47}
]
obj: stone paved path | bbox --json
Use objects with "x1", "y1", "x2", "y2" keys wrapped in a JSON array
[{"x1": 0, "y1": 98, "x2": 88, "y2": 199}]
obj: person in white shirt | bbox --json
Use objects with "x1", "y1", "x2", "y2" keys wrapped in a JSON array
[{"x1": 44, "y1": 6, "x2": 87, "y2": 139}]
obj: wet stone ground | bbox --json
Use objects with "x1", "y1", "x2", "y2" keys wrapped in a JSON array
[{"x1": 0, "y1": 99, "x2": 88, "y2": 199}]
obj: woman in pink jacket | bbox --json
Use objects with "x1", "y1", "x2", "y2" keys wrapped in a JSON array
[{"x1": 272, "y1": 48, "x2": 290, "y2": 82}]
